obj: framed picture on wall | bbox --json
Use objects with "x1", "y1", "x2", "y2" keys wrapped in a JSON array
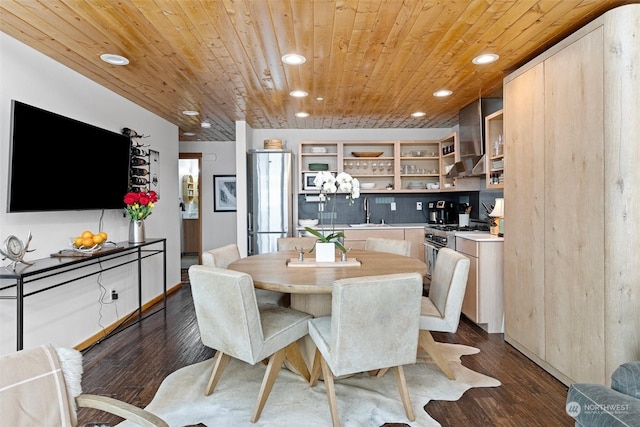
[{"x1": 213, "y1": 175, "x2": 237, "y2": 212}]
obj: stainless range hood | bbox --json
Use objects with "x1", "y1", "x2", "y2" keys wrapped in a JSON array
[
  {"x1": 447, "y1": 98, "x2": 502, "y2": 178},
  {"x1": 446, "y1": 154, "x2": 485, "y2": 178}
]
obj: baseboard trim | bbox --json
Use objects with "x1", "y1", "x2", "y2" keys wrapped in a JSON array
[{"x1": 75, "y1": 282, "x2": 183, "y2": 351}]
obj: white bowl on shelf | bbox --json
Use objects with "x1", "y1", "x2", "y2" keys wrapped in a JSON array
[
  {"x1": 360, "y1": 182, "x2": 376, "y2": 189},
  {"x1": 310, "y1": 147, "x2": 327, "y2": 153},
  {"x1": 299, "y1": 219, "x2": 319, "y2": 227}
]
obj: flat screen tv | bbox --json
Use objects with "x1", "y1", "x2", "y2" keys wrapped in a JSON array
[{"x1": 7, "y1": 100, "x2": 131, "y2": 212}]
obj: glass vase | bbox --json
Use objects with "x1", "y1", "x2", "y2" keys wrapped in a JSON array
[{"x1": 129, "y1": 220, "x2": 146, "y2": 243}]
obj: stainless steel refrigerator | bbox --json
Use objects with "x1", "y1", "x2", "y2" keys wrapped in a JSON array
[{"x1": 247, "y1": 149, "x2": 293, "y2": 255}]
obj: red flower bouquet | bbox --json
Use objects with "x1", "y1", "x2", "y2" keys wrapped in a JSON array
[{"x1": 124, "y1": 190, "x2": 159, "y2": 221}]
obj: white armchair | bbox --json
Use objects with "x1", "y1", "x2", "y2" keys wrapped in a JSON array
[
  {"x1": 202, "y1": 243, "x2": 287, "y2": 307},
  {"x1": 308, "y1": 272, "x2": 423, "y2": 427},
  {"x1": 188, "y1": 265, "x2": 312, "y2": 422},
  {"x1": 0, "y1": 344, "x2": 167, "y2": 427},
  {"x1": 419, "y1": 247, "x2": 470, "y2": 379}
]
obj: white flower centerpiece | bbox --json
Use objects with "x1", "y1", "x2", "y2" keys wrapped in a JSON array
[{"x1": 304, "y1": 171, "x2": 360, "y2": 262}]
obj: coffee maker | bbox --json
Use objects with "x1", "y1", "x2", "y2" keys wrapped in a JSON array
[
  {"x1": 430, "y1": 200, "x2": 456, "y2": 224},
  {"x1": 427, "y1": 201, "x2": 439, "y2": 223}
]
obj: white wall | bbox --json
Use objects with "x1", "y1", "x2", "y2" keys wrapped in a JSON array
[{"x1": 0, "y1": 33, "x2": 181, "y2": 354}]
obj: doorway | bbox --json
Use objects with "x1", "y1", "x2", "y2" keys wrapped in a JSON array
[{"x1": 179, "y1": 154, "x2": 202, "y2": 269}]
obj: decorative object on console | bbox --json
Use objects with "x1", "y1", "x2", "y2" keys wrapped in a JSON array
[
  {"x1": 124, "y1": 190, "x2": 159, "y2": 243},
  {"x1": 0, "y1": 232, "x2": 34, "y2": 270},
  {"x1": 304, "y1": 171, "x2": 360, "y2": 261}
]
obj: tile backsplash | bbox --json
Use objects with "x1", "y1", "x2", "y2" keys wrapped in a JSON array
[{"x1": 297, "y1": 189, "x2": 503, "y2": 225}]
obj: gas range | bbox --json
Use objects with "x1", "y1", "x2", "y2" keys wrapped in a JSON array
[{"x1": 424, "y1": 222, "x2": 490, "y2": 249}]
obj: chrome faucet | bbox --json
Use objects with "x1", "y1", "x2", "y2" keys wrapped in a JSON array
[{"x1": 364, "y1": 197, "x2": 371, "y2": 224}]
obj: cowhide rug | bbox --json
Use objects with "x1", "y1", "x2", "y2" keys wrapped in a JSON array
[{"x1": 118, "y1": 343, "x2": 500, "y2": 426}]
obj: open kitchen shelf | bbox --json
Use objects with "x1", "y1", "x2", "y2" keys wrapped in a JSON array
[
  {"x1": 485, "y1": 109, "x2": 504, "y2": 189},
  {"x1": 299, "y1": 137, "x2": 471, "y2": 193}
]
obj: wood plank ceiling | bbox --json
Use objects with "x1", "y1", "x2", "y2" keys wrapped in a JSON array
[{"x1": 0, "y1": 0, "x2": 635, "y2": 141}]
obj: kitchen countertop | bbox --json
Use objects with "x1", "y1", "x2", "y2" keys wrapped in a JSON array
[
  {"x1": 454, "y1": 232, "x2": 504, "y2": 242},
  {"x1": 296, "y1": 223, "x2": 429, "y2": 230}
]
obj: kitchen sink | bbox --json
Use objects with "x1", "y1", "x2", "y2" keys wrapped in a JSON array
[{"x1": 349, "y1": 223, "x2": 386, "y2": 227}]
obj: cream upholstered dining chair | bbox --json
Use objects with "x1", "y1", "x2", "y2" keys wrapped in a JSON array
[
  {"x1": 308, "y1": 273, "x2": 423, "y2": 427},
  {"x1": 419, "y1": 247, "x2": 470, "y2": 380},
  {"x1": 0, "y1": 344, "x2": 167, "y2": 427},
  {"x1": 364, "y1": 237, "x2": 412, "y2": 257},
  {"x1": 276, "y1": 236, "x2": 317, "y2": 251},
  {"x1": 188, "y1": 265, "x2": 312, "y2": 423},
  {"x1": 202, "y1": 243, "x2": 287, "y2": 307}
]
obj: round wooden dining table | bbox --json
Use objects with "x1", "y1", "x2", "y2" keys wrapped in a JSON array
[
  {"x1": 228, "y1": 249, "x2": 426, "y2": 313},
  {"x1": 228, "y1": 249, "x2": 427, "y2": 369}
]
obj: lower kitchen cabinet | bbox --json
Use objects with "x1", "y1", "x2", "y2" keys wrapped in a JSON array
[{"x1": 455, "y1": 235, "x2": 504, "y2": 333}]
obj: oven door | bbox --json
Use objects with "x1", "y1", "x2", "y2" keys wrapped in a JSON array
[{"x1": 423, "y1": 242, "x2": 439, "y2": 282}]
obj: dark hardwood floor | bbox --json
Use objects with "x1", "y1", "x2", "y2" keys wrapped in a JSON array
[{"x1": 77, "y1": 270, "x2": 574, "y2": 427}]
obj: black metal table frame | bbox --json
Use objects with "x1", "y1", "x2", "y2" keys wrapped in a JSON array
[{"x1": 0, "y1": 238, "x2": 167, "y2": 351}]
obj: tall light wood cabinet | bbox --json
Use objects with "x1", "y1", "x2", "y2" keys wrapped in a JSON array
[{"x1": 504, "y1": 4, "x2": 640, "y2": 386}]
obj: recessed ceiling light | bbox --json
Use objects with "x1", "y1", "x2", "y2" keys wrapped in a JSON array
[
  {"x1": 433, "y1": 89, "x2": 453, "y2": 97},
  {"x1": 289, "y1": 90, "x2": 308, "y2": 98},
  {"x1": 472, "y1": 53, "x2": 499, "y2": 65},
  {"x1": 411, "y1": 111, "x2": 427, "y2": 118},
  {"x1": 281, "y1": 53, "x2": 306, "y2": 65},
  {"x1": 183, "y1": 132, "x2": 196, "y2": 136},
  {"x1": 182, "y1": 110, "x2": 199, "y2": 116},
  {"x1": 201, "y1": 122, "x2": 212, "y2": 128},
  {"x1": 100, "y1": 53, "x2": 129, "y2": 65},
  {"x1": 295, "y1": 112, "x2": 310, "y2": 118},
  {"x1": 316, "y1": 97, "x2": 324, "y2": 101}
]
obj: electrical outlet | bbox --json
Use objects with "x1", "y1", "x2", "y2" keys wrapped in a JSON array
[
  {"x1": 416, "y1": 202, "x2": 423, "y2": 210},
  {"x1": 390, "y1": 202, "x2": 396, "y2": 211},
  {"x1": 110, "y1": 289, "x2": 118, "y2": 301}
]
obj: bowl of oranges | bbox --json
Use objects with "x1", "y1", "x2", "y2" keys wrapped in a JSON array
[{"x1": 71, "y1": 230, "x2": 110, "y2": 253}]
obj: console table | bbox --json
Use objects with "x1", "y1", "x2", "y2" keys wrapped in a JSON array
[{"x1": 0, "y1": 238, "x2": 166, "y2": 351}]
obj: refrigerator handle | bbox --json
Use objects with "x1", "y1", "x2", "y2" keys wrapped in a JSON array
[{"x1": 247, "y1": 212, "x2": 252, "y2": 231}]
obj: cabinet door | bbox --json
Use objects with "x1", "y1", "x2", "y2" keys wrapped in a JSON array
[
  {"x1": 504, "y1": 62, "x2": 546, "y2": 358},
  {"x1": 544, "y1": 27, "x2": 605, "y2": 384},
  {"x1": 404, "y1": 228, "x2": 425, "y2": 261},
  {"x1": 461, "y1": 254, "x2": 478, "y2": 323}
]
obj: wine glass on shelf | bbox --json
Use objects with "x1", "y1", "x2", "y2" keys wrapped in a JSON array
[
  {"x1": 355, "y1": 160, "x2": 361, "y2": 170},
  {"x1": 362, "y1": 161, "x2": 369, "y2": 173},
  {"x1": 347, "y1": 160, "x2": 354, "y2": 171},
  {"x1": 371, "y1": 161, "x2": 378, "y2": 174},
  {"x1": 386, "y1": 161, "x2": 393, "y2": 174}
]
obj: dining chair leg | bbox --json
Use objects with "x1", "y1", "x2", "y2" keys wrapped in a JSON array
[
  {"x1": 320, "y1": 356, "x2": 341, "y2": 427},
  {"x1": 251, "y1": 347, "x2": 287, "y2": 422},
  {"x1": 393, "y1": 365, "x2": 415, "y2": 421},
  {"x1": 310, "y1": 347, "x2": 322, "y2": 387},
  {"x1": 285, "y1": 341, "x2": 310, "y2": 382},
  {"x1": 418, "y1": 330, "x2": 455, "y2": 380},
  {"x1": 205, "y1": 351, "x2": 231, "y2": 395},
  {"x1": 374, "y1": 367, "x2": 390, "y2": 378}
]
